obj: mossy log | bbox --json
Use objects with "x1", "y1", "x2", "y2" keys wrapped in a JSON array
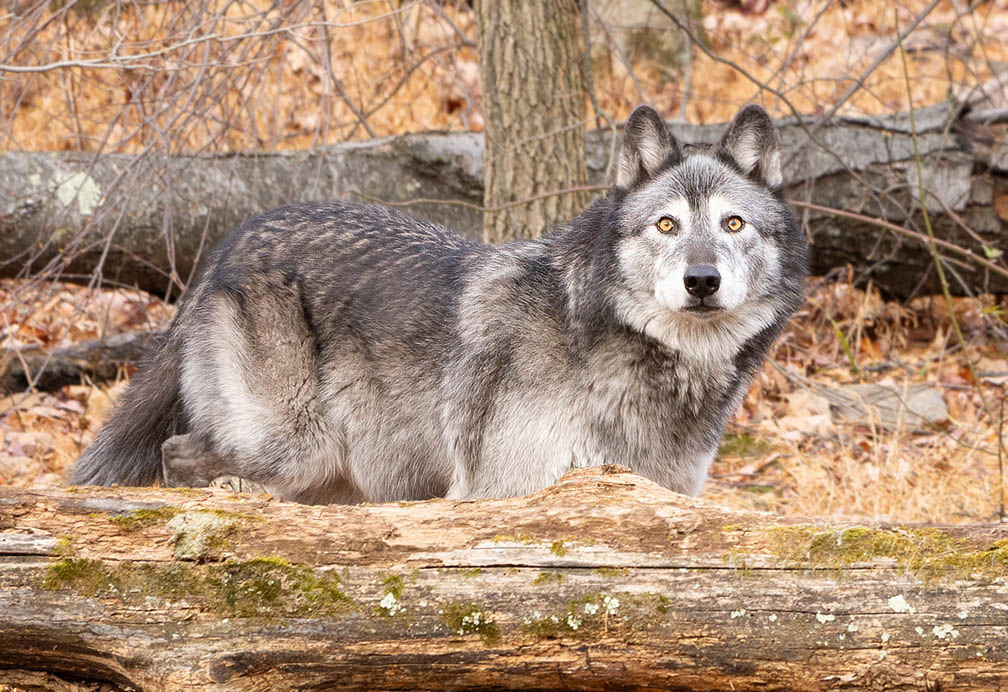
[{"x1": 1, "y1": 466, "x2": 1007, "y2": 691}]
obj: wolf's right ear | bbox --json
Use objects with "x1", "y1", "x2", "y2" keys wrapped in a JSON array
[{"x1": 617, "y1": 105, "x2": 682, "y2": 188}]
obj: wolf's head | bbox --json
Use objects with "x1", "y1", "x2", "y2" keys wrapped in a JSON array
[{"x1": 608, "y1": 104, "x2": 807, "y2": 364}]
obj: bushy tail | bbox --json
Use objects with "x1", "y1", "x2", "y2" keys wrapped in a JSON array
[{"x1": 72, "y1": 331, "x2": 186, "y2": 486}]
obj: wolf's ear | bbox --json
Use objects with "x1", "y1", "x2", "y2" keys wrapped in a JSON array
[
  {"x1": 617, "y1": 105, "x2": 682, "y2": 188},
  {"x1": 718, "y1": 105, "x2": 783, "y2": 189}
]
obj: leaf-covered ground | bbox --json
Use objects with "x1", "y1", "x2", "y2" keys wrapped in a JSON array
[{"x1": 1, "y1": 278, "x2": 1005, "y2": 524}]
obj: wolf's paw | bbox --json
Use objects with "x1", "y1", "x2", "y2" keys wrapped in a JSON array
[{"x1": 161, "y1": 434, "x2": 220, "y2": 487}]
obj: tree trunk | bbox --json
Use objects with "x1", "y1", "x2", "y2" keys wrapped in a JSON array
[
  {"x1": 0, "y1": 135, "x2": 487, "y2": 300},
  {"x1": 476, "y1": 0, "x2": 590, "y2": 242},
  {"x1": 1, "y1": 466, "x2": 1006, "y2": 691}
]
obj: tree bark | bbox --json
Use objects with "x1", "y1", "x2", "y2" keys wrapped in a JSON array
[
  {"x1": 0, "y1": 105, "x2": 1006, "y2": 298},
  {"x1": 1, "y1": 466, "x2": 1006, "y2": 691},
  {"x1": 476, "y1": 0, "x2": 590, "y2": 242}
]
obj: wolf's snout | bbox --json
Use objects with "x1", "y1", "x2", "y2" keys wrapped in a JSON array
[{"x1": 683, "y1": 265, "x2": 721, "y2": 298}]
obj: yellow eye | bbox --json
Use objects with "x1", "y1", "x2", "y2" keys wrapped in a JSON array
[
  {"x1": 724, "y1": 215, "x2": 745, "y2": 232},
  {"x1": 656, "y1": 216, "x2": 677, "y2": 234}
]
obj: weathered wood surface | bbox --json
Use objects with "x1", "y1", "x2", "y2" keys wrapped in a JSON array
[
  {"x1": 1, "y1": 466, "x2": 1006, "y2": 691},
  {"x1": 1, "y1": 104, "x2": 1006, "y2": 298}
]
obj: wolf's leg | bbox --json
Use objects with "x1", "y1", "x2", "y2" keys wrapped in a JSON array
[
  {"x1": 179, "y1": 287, "x2": 353, "y2": 501},
  {"x1": 161, "y1": 433, "x2": 235, "y2": 487},
  {"x1": 281, "y1": 474, "x2": 366, "y2": 504},
  {"x1": 441, "y1": 346, "x2": 510, "y2": 500}
]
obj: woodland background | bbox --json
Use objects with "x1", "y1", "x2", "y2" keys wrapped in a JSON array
[{"x1": 0, "y1": 0, "x2": 1006, "y2": 526}]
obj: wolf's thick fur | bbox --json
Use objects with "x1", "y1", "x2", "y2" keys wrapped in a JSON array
[{"x1": 73, "y1": 105, "x2": 807, "y2": 502}]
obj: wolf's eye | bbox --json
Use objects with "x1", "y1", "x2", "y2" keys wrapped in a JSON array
[
  {"x1": 656, "y1": 216, "x2": 678, "y2": 234},
  {"x1": 723, "y1": 215, "x2": 745, "y2": 232}
]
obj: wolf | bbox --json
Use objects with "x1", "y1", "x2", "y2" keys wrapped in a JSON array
[{"x1": 72, "y1": 104, "x2": 807, "y2": 503}]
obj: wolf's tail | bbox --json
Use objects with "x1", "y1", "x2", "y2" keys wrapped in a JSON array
[{"x1": 72, "y1": 330, "x2": 186, "y2": 486}]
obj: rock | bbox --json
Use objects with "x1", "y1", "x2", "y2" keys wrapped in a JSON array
[{"x1": 825, "y1": 382, "x2": 948, "y2": 430}]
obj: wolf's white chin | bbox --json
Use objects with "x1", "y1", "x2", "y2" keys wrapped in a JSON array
[{"x1": 614, "y1": 289, "x2": 780, "y2": 366}]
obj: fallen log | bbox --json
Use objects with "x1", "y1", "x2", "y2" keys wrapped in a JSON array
[
  {"x1": 0, "y1": 329, "x2": 158, "y2": 394},
  {"x1": 1, "y1": 104, "x2": 1006, "y2": 298},
  {"x1": 1, "y1": 466, "x2": 1006, "y2": 691}
]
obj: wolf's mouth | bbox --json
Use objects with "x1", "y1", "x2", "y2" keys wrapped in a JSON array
[{"x1": 684, "y1": 302, "x2": 724, "y2": 315}]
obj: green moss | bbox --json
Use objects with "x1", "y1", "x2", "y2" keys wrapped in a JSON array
[
  {"x1": 109, "y1": 507, "x2": 182, "y2": 531},
  {"x1": 522, "y1": 593, "x2": 604, "y2": 641},
  {"x1": 718, "y1": 432, "x2": 772, "y2": 458},
  {"x1": 440, "y1": 601, "x2": 500, "y2": 643},
  {"x1": 381, "y1": 573, "x2": 405, "y2": 599},
  {"x1": 371, "y1": 573, "x2": 410, "y2": 617},
  {"x1": 765, "y1": 526, "x2": 1008, "y2": 579},
  {"x1": 492, "y1": 533, "x2": 534, "y2": 544},
  {"x1": 651, "y1": 593, "x2": 671, "y2": 614},
  {"x1": 166, "y1": 512, "x2": 239, "y2": 560},
  {"x1": 109, "y1": 506, "x2": 259, "y2": 562},
  {"x1": 592, "y1": 567, "x2": 627, "y2": 578},
  {"x1": 521, "y1": 591, "x2": 669, "y2": 641},
  {"x1": 42, "y1": 556, "x2": 355, "y2": 618},
  {"x1": 720, "y1": 524, "x2": 745, "y2": 533},
  {"x1": 533, "y1": 570, "x2": 565, "y2": 586},
  {"x1": 53, "y1": 538, "x2": 74, "y2": 557},
  {"x1": 461, "y1": 568, "x2": 482, "y2": 579},
  {"x1": 522, "y1": 613, "x2": 567, "y2": 639},
  {"x1": 43, "y1": 558, "x2": 109, "y2": 594},
  {"x1": 549, "y1": 540, "x2": 569, "y2": 557}
]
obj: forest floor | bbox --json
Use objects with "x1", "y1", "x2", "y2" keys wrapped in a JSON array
[{"x1": 1, "y1": 276, "x2": 1005, "y2": 525}]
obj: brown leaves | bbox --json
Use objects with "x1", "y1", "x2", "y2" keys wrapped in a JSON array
[{"x1": 0, "y1": 280, "x2": 164, "y2": 488}]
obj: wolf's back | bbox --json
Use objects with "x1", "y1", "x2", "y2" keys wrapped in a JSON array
[{"x1": 72, "y1": 330, "x2": 186, "y2": 486}]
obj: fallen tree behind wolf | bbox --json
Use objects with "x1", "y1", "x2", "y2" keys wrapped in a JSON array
[{"x1": 73, "y1": 104, "x2": 807, "y2": 503}]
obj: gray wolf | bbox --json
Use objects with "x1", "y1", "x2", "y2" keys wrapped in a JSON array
[{"x1": 73, "y1": 104, "x2": 807, "y2": 503}]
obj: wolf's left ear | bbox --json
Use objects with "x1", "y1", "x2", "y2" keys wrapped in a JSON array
[
  {"x1": 617, "y1": 105, "x2": 682, "y2": 188},
  {"x1": 718, "y1": 105, "x2": 783, "y2": 189}
]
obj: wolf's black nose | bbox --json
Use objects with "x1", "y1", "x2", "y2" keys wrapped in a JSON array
[{"x1": 684, "y1": 265, "x2": 721, "y2": 298}]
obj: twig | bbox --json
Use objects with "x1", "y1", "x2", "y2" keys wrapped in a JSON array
[
  {"x1": 579, "y1": 0, "x2": 617, "y2": 180},
  {"x1": 787, "y1": 0, "x2": 944, "y2": 165},
  {"x1": 0, "y1": 8, "x2": 427, "y2": 73}
]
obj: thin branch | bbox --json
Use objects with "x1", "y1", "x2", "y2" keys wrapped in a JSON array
[{"x1": 0, "y1": 9, "x2": 425, "y2": 74}]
